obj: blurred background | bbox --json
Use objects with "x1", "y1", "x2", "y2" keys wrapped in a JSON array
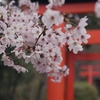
[{"x1": 0, "y1": 0, "x2": 100, "y2": 100}]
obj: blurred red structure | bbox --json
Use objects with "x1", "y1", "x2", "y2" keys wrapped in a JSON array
[{"x1": 80, "y1": 65, "x2": 100, "y2": 85}]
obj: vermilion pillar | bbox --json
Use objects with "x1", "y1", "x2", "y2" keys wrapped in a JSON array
[
  {"x1": 47, "y1": 77, "x2": 65, "y2": 100},
  {"x1": 65, "y1": 51, "x2": 75, "y2": 100},
  {"x1": 47, "y1": 47, "x2": 66, "y2": 100}
]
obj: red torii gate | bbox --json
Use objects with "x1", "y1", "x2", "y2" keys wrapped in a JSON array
[
  {"x1": 80, "y1": 65, "x2": 100, "y2": 85},
  {"x1": 39, "y1": 2, "x2": 100, "y2": 100}
]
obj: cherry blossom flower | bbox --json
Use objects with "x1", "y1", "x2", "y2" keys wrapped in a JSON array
[
  {"x1": 12, "y1": 48, "x2": 24, "y2": 59},
  {"x1": 72, "y1": 16, "x2": 88, "y2": 39},
  {"x1": 48, "y1": 65, "x2": 69, "y2": 82},
  {"x1": 0, "y1": 6, "x2": 7, "y2": 20},
  {"x1": 19, "y1": 0, "x2": 31, "y2": 7},
  {"x1": 1, "y1": 37, "x2": 10, "y2": 46},
  {"x1": 0, "y1": 45, "x2": 5, "y2": 54},
  {"x1": 13, "y1": 65, "x2": 28, "y2": 73},
  {"x1": 1, "y1": 53, "x2": 14, "y2": 66},
  {"x1": 48, "y1": 0, "x2": 65, "y2": 7},
  {"x1": 95, "y1": 0, "x2": 100, "y2": 18},
  {"x1": 62, "y1": 32, "x2": 74, "y2": 45},
  {"x1": 78, "y1": 16, "x2": 88, "y2": 27},
  {"x1": 66, "y1": 24, "x2": 72, "y2": 29},
  {"x1": 42, "y1": 9, "x2": 64, "y2": 29},
  {"x1": 19, "y1": 0, "x2": 39, "y2": 13},
  {"x1": 0, "y1": 21, "x2": 7, "y2": 33},
  {"x1": 79, "y1": 33, "x2": 91, "y2": 44},
  {"x1": 68, "y1": 40, "x2": 83, "y2": 54}
]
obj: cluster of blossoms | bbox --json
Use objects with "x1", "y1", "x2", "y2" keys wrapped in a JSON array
[{"x1": 0, "y1": 0, "x2": 90, "y2": 82}]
